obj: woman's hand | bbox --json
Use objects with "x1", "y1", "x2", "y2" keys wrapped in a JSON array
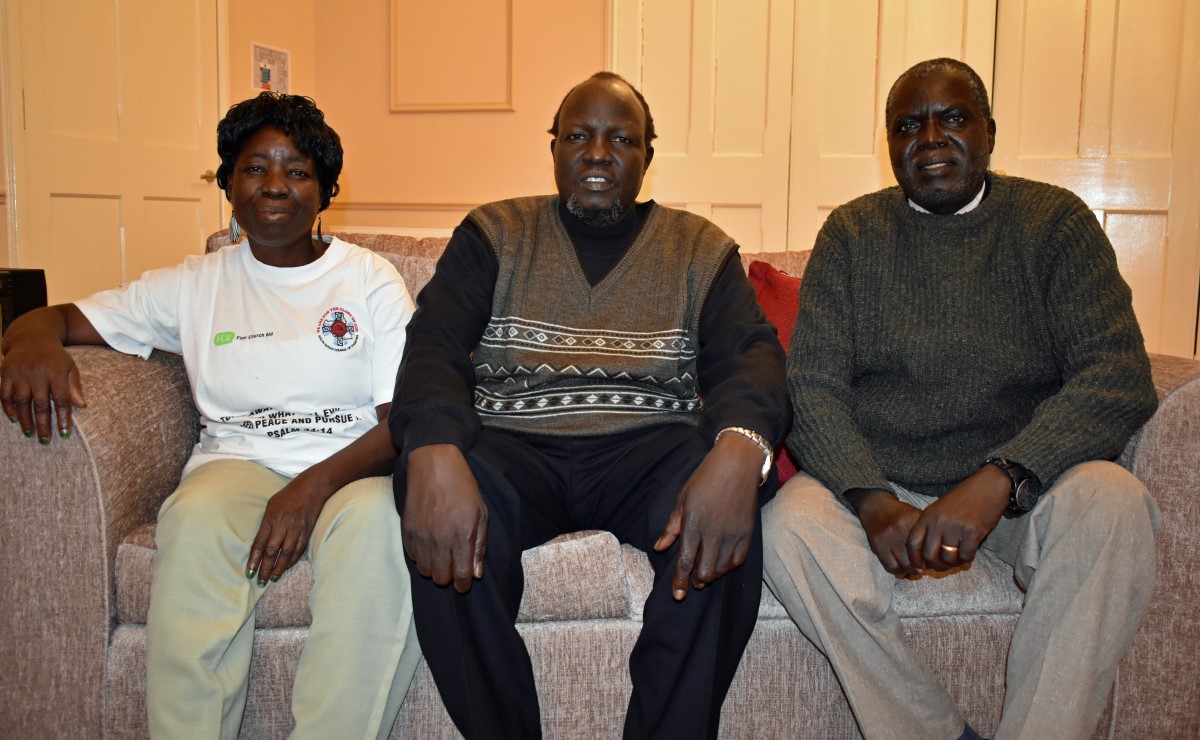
[
  {"x1": 245, "y1": 473, "x2": 330, "y2": 585},
  {"x1": 243, "y1": 406, "x2": 399, "y2": 585},
  {"x1": 0, "y1": 305, "x2": 101, "y2": 443}
]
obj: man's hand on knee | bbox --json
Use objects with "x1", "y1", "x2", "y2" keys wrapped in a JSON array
[
  {"x1": 906, "y1": 465, "x2": 1008, "y2": 572},
  {"x1": 655, "y1": 434, "x2": 762, "y2": 600},
  {"x1": 403, "y1": 444, "x2": 488, "y2": 593}
]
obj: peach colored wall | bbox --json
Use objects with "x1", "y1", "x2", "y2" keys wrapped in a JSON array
[
  {"x1": 312, "y1": 0, "x2": 608, "y2": 229},
  {"x1": 227, "y1": 0, "x2": 317, "y2": 105}
]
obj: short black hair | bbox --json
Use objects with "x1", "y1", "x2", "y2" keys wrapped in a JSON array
[
  {"x1": 885, "y1": 58, "x2": 992, "y2": 122},
  {"x1": 547, "y1": 71, "x2": 657, "y2": 145},
  {"x1": 215, "y1": 92, "x2": 343, "y2": 211}
]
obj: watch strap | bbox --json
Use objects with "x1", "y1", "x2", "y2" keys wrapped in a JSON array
[{"x1": 716, "y1": 426, "x2": 773, "y2": 486}]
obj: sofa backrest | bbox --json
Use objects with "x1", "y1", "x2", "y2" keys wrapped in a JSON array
[{"x1": 205, "y1": 229, "x2": 812, "y2": 298}]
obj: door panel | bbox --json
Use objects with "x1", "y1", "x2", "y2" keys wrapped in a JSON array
[{"x1": 992, "y1": 0, "x2": 1199, "y2": 357}]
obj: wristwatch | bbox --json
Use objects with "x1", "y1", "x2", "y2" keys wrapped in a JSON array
[
  {"x1": 985, "y1": 457, "x2": 1042, "y2": 517},
  {"x1": 715, "y1": 426, "x2": 773, "y2": 486}
]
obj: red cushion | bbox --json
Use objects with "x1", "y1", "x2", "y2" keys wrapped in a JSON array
[{"x1": 747, "y1": 260, "x2": 803, "y2": 484}]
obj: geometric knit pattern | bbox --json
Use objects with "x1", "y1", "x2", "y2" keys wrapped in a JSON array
[
  {"x1": 479, "y1": 317, "x2": 693, "y2": 360},
  {"x1": 467, "y1": 196, "x2": 735, "y2": 437},
  {"x1": 475, "y1": 317, "x2": 699, "y2": 419}
]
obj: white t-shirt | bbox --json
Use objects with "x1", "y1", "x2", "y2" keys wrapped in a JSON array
[{"x1": 77, "y1": 237, "x2": 415, "y2": 478}]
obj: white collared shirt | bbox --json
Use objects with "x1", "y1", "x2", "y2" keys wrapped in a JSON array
[{"x1": 908, "y1": 182, "x2": 986, "y2": 215}]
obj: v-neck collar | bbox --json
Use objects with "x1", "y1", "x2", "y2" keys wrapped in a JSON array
[{"x1": 553, "y1": 198, "x2": 657, "y2": 296}]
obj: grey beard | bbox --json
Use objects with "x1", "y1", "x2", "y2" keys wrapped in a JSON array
[{"x1": 565, "y1": 194, "x2": 624, "y2": 227}]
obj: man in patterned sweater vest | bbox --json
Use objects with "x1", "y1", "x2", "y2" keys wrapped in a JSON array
[
  {"x1": 763, "y1": 58, "x2": 1159, "y2": 740},
  {"x1": 389, "y1": 72, "x2": 789, "y2": 739}
]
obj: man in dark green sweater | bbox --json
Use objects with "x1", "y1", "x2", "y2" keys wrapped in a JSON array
[{"x1": 763, "y1": 58, "x2": 1159, "y2": 740}]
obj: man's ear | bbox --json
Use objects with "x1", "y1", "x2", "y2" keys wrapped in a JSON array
[
  {"x1": 550, "y1": 139, "x2": 556, "y2": 156},
  {"x1": 644, "y1": 145, "x2": 654, "y2": 170},
  {"x1": 987, "y1": 119, "x2": 997, "y2": 154}
]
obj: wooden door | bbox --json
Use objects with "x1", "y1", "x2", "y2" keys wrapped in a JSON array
[
  {"x1": 4, "y1": 0, "x2": 222, "y2": 304},
  {"x1": 992, "y1": 0, "x2": 1200, "y2": 358},
  {"x1": 787, "y1": 0, "x2": 998, "y2": 252},
  {"x1": 609, "y1": 0, "x2": 795, "y2": 252}
]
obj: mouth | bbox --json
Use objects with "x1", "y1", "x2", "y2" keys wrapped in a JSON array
[
  {"x1": 917, "y1": 160, "x2": 954, "y2": 172},
  {"x1": 256, "y1": 207, "x2": 293, "y2": 219},
  {"x1": 578, "y1": 173, "x2": 614, "y2": 191}
]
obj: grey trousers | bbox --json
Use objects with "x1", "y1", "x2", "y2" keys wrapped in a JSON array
[
  {"x1": 146, "y1": 459, "x2": 421, "y2": 740},
  {"x1": 762, "y1": 461, "x2": 1159, "y2": 740}
]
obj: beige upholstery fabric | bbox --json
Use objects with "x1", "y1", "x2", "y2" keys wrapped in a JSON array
[{"x1": 2, "y1": 232, "x2": 1197, "y2": 739}]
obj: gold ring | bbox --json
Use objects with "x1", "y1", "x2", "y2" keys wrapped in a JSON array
[{"x1": 941, "y1": 544, "x2": 959, "y2": 553}]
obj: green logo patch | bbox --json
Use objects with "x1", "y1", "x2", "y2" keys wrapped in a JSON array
[{"x1": 213, "y1": 331, "x2": 235, "y2": 346}]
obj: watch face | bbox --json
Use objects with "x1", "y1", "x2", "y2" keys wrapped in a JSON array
[{"x1": 1013, "y1": 479, "x2": 1039, "y2": 512}]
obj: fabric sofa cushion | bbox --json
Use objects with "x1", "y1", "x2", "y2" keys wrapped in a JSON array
[
  {"x1": 116, "y1": 526, "x2": 636, "y2": 627},
  {"x1": 747, "y1": 259, "x2": 804, "y2": 483},
  {"x1": 116, "y1": 523, "x2": 1023, "y2": 628}
]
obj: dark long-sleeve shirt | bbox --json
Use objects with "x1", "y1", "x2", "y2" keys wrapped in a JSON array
[{"x1": 390, "y1": 200, "x2": 789, "y2": 459}]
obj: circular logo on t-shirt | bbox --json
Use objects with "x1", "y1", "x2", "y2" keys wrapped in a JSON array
[{"x1": 317, "y1": 307, "x2": 360, "y2": 351}]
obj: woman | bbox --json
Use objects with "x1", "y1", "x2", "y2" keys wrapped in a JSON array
[{"x1": 0, "y1": 93, "x2": 419, "y2": 739}]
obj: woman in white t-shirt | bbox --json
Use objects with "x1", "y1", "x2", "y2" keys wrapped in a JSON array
[{"x1": 0, "y1": 92, "x2": 419, "y2": 739}]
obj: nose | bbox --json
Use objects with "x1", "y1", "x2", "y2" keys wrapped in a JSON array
[
  {"x1": 261, "y1": 167, "x2": 288, "y2": 196},
  {"x1": 583, "y1": 138, "x2": 612, "y2": 164},
  {"x1": 917, "y1": 120, "x2": 947, "y2": 149}
]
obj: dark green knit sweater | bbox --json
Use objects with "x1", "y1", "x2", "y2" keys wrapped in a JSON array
[{"x1": 787, "y1": 173, "x2": 1157, "y2": 500}]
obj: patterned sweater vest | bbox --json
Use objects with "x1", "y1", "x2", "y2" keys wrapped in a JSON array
[{"x1": 468, "y1": 196, "x2": 736, "y2": 437}]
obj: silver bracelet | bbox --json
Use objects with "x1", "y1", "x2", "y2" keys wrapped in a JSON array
[{"x1": 714, "y1": 426, "x2": 773, "y2": 486}]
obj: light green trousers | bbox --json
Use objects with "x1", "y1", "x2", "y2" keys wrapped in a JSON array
[
  {"x1": 146, "y1": 459, "x2": 420, "y2": 740},
  {"x1": 763, "y1": 461, "x2": 1159, "y2": 740}
]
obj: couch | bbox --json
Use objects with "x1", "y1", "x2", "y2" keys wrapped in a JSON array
[{"x1": 2, "y1": 230, "x2": 1198, "y2": 739}]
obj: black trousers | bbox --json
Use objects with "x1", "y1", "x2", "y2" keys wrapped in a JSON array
[{"x1": 394, "y1": 423, "x2": 772, "y2": 740}]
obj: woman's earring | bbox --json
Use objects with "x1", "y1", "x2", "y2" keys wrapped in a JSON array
[
  {"x1": 229, "y1": 214, "x2": 242, "y2": 243},
  {"x1": 317, "y1": 213, "x2": 324, "y2": 243}
]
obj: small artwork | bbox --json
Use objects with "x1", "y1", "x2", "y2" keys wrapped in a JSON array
[{"x1": 252, "y1": 43, "x2": 290, "y2": 94}]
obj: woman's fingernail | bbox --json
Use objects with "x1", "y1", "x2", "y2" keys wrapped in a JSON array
[
  {"x1": 23, "y1": 429, "x2": 33, "y2": 438},
  {"x1": 38, "y1": 436, "x2": 50, "y2": 445},
  {"x1": 246, "y1": 568, "x2": 255, "y2": 579},
  {"x1": 257, "y1": 578, "x2": 267, "y2": 587},
  {"x1": 60, "y1": 428, "x2": 70, "y2": 438},
  {"x1": 270, "y1": 575, "x2": 279, "y2": 583},
  {"x1": 6, "y1": 415, "x2": 15, "y2": 423}
]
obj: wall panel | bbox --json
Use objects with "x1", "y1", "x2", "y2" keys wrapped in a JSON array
[{"x1": 390, "y1": 1, "x2": 512, "y2": 111}]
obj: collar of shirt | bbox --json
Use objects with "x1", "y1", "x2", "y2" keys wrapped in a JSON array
[{"x1": 908, "y1": 182, "x2": 987, "y2": 215}]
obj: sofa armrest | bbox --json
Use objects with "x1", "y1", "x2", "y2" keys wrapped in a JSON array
[
  {"x1": 1114, "y1": 352, "x2": 1200, "y2": 737},
  {"x1": 0, "y1": 346, "x2": 197, "y2": 739}
]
